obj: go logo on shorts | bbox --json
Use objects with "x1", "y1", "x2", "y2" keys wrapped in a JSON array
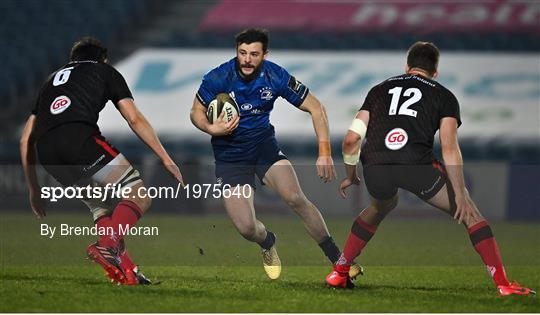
[
  {"x1": 385, "y1": 128, "x2": 408, "y2": 150},
  {"x1": 50, "y1": 95, "x2": 71, "y2": 115}
]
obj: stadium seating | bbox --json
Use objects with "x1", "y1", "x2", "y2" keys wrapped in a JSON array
[{"x1": 0, "y1": 0, "x2": 152, "y2": 133}]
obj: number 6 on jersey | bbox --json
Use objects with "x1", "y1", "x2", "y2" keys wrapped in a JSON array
[{"x1": 53, "y1": 67, "x2": 74, "y2": 86}]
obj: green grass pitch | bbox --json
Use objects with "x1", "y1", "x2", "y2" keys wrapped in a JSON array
[{"x1": 1, "y1": 212, "x2": 538, "y2": 312}]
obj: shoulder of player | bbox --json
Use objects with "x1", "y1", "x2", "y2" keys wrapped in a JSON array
[
  {"x1": 91, "y1": 63, "x2": 127, "y2": 83},
  {"x1": 382, "y1": 73, "x2": 409, "y2": 84},
  {"x1": 66, "y1": 61, "x2": 120, "y2": 76},
  {"x1": 44, "y1": 70, "x2": 57, "y2": 84},
  {"x1": 43, "y1": 63, "x2": 70, "y2": 85},
  {"x1": 50, "y1": 63, "x2": 72, "y2": 74},
  {"x1": 436, "y1": 83, "x2": 458, "y2": 102},
  {"x1": 98, "y1": 62, "x2": 121, "y2": 74},
  {"x1": 412, "y1": 77, "x2": 459, "y2": 104},
  {"x1": 367, "y1": 75, "x2": 399, "y2": 93},
  {"x1": 262, "y1": 59, "x2": 281, "y2": 69},
  {"x1": 260, "y1": 60, "x2": 290, "y2": 86},
  {"x1": 262, "y1": 59, "x2": 288, "y2": 76},
  {"x1": 204, "y1": 58, "x2": 236, "y2": 81}
]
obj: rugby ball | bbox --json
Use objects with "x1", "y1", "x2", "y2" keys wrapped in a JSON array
[{"x1": 206, "y1": 93, "x2": 239, "y2": 124}]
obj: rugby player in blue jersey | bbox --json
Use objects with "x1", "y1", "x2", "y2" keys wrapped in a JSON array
[{"x1": 190, "y1": 28, "x2": 361, "y2": 280}]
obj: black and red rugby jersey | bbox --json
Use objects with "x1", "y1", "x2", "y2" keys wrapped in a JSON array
[
  {"x1": 32, "y1": 60, "x2": 132, "y2": 139},
  {"x1": 359, "y1": 74, "x2": 461, "y2": 166}
]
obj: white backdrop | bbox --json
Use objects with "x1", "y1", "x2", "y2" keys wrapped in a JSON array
[{"x1": 99, "y1": 49, "x2": 539, "y2": 142}]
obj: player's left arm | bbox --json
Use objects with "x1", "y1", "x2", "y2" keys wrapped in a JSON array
[
  {"x1": 117, "y1": 98, "x2": 184, "y2": 185},
  {"x1": 339, "y1": 110, "x2": 369, "y2": 198},
  {"x1": 439, "y1": 117, "x2": 480, "y2": 224},
  {"x1": 20, "y1": 114, "x2": 46, "y2": 218},
  {"x1": 298, "y1": 92, "x2": 336, "y2": 182}
]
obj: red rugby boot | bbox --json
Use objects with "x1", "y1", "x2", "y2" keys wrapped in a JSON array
[
  {"x1": 325, "y1": 270, "x2": 355, "y2": 289},
  {"x1": 498, "y1": 282, "x2": 536, "y2": 296},
  {"x1": 86, "y1": 242, "x2": 125, "y2": 284}
]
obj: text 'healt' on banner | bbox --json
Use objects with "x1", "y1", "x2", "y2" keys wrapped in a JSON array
[{"x1": 199, "y1": 0, "x2": 540, "y2": 33}]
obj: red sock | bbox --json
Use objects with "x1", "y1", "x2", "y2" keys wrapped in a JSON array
[
  {"x1": 95, "y1": 215, "x2": 115, "y2": 248},
  {"x1": 98, "y1": 200, "x2": 143, "y2": 249},
  {"x1": 336, "y1": 216, "x2": 377, "y2": 274},
  {"x1": 468, "y1": 221, "x2": 510, "y2": 286},
  {"x1": 95, "y1": 215, "x2": 110, "y2": 229}
]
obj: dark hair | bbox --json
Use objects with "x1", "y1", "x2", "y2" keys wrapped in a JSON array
[
  {"x1": 70, "y1": 37, "x2": 108, "y2": 62},
  {"x1": 406, "y1": 41, "x2": 439, "y2": 75},
  {"x1": 235, "y1": 28, "x2": 269, "y2": 52}
]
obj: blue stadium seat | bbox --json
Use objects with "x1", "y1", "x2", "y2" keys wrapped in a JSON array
[{"x1": 0, "y1": 0, "x2": 153, "y2": 119}]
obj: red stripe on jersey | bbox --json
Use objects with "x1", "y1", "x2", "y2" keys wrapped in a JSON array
[
  {"x1": 432, "y1": 160, "x2": 446, "y2": 175},
  {"x1": 94, "y1": 136, "x2": 118, "y2": 158}
]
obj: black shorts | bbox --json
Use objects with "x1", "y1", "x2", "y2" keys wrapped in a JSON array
[
  {"x1": 363, "y1": 161, "x2": 452, "y2": 201},
  {"x1": 215, "y1": 136, "x2": 287, "y2": 188},
  {"x1": 36, "y1": 122, "x2": 120, "y2": 186}
]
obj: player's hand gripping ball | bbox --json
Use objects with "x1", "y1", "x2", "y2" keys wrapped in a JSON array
[{"x1": 206, "y1": 93, "x2": 239, "y2": 123}]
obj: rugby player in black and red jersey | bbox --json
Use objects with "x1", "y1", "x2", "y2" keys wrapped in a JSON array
[
  {"x1": 20, "y1": 37, "x2": 184, "y2": 285},
  {"x1": 325, "y1": 42, "x2": 534, "y2": 296}
]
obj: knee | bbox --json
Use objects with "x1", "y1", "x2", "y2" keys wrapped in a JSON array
[
  {"x1": 464, "y1": 209, "x2": 485, "y2": 228},
  {"x1": 110, "y1": 166, "x2": 150, "y2": 212},
  {"x1": 373, "y1": 195, "x2": 398, "y2": 214},
  {"x1": 141, "y1": 197, "x2": 152, "y2": 212},
  {"x1": 388, "y1": 195, "x2": 399, "y2": 210},
  {"x1": 283, "y1": 191, "x2": 308, "y2": 209},
  {"x1": 131, "y1": 194, "x2": 151, "y2": 213},
  {"x1": 140, "y1": 195, "x2": 152, "y2": 212}
]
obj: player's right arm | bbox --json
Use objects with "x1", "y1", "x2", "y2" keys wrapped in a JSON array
[
  {"x1": 439, "y1": 117, "x2": 479, "y2": 224},
  {"x1": 117, "y1": 98, "x2": 184, "y2": 185},
  {"x1": 189, "y1": 97, "x2": 239, "y2": 136},
  {"x1": 20, "y1": 114, "x2": 46, "y2": 218},
  {"x1": 339, "y1": 110, "x2": 369, "y2": 198}
]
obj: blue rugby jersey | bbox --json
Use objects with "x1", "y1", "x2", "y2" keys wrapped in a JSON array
[{"x1": 196, "y1": 58, "x2": 309, "y2": 162}]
